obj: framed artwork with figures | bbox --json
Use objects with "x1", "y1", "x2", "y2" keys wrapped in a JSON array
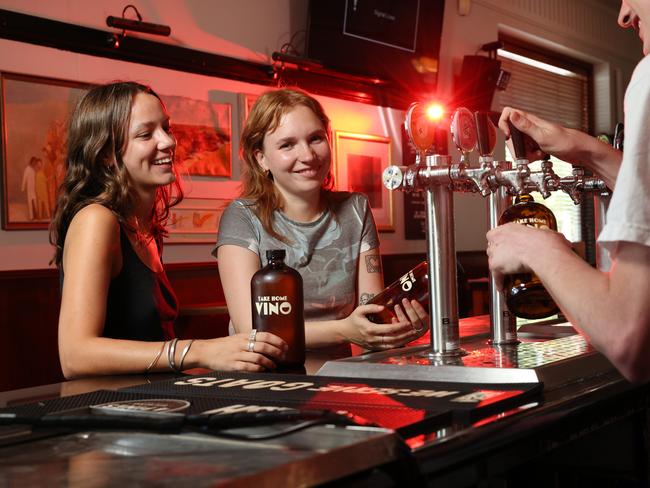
[{"x1": 0, "y1": 72, "x2": 90, "y2": 229}]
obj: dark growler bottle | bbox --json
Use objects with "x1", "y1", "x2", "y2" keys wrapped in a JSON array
[
  {"x1": 251, "y1": 250, "x2": 305, "y2": 373},
  {"x1": 499, "y1": 194, "x2": 560, "y2": 319},
  {"x1": 366, "y1": 261, "x2": 429, "y2": 323}
]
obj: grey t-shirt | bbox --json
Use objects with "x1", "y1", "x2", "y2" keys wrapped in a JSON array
[{"x1": 213, "y1": 192, "x2": 380, "y2": 323}]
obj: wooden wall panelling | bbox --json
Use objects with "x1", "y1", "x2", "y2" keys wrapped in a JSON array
[
  {"x1": 166, "y1": 262, "x2": 230, "y2": 340},
  {"x1": 0, "y1": 269, "x2": 62, "y2": 392},
  {"x1": 0, "y1": 254, "x2": 490, "y2": 392},
  {"x1": 0, "y1": 263, "x2": 231, "y2": 392}
]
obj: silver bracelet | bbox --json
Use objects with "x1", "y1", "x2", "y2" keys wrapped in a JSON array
[
  {"x1": 178, "y1": 339, "x2": 195, "y2": 372},
  {"x1": 145, "y1": 341, "x2": 167, "y2": 373},
  {"x1": 167, "y1": 338, "x2": 179, "y2": 372}
]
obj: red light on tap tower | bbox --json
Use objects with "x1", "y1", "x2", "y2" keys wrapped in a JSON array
[
  {"x1": 425, "y1": 102, "x2": 445, "y2": 122},
  {"x1": 405, "y1": 101, "x2": 449, "y2": 155}
]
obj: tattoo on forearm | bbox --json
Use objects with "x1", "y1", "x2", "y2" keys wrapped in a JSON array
[
  {"x1": 365, "y1": 255, "x2": 381, "y2": 274},
  {"x1": 360, "y1": 293, "x2": 375, "y2": 305}
]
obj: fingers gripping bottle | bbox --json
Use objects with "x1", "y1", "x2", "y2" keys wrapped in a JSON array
[
  {"x1": 366, "y1": 261, "x2": 429, "y2": 324},
  {"x1": 499, "y1": 194, "x2": 560, "y2": 319},
  {"x1": 251, "y1": 250, "x2": 305, "y2": 374}
]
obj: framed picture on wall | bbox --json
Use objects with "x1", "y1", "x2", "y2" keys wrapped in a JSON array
[
  {"x1": 333, "y1": 131, "x2": 394, "y2": 232},
  {"x1": 239, "y1": 93, "x2": 259, "y2": 127},
  {"x1": 165, "y1": 197, "x2": 229, "y2": 244},
  {"x1": 0, "y1": 72, "x2": 90, "y2": 230},
  {"x1": 161, "y1": 94, "x2": 232, "y2": 178}
]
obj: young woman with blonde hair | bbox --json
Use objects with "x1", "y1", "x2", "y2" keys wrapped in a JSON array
[{"x1": 215, "y1": 88, "x2": 427, "y2": 370}]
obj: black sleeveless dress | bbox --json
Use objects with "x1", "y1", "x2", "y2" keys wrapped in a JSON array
[
  {"x1": 103, "y1": 228, "x2": 178, "y2": 341},
  {"x1": 61, "y1": 227, "x2": 178, "y2": 341}
]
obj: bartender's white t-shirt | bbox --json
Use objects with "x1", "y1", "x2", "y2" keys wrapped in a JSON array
[{"x1": 598, "y1": 54, "x2": 650, "y2": 252}]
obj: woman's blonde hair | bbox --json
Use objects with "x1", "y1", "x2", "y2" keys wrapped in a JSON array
[
  {"x1": 50, "y1": 81, "x2": 183, "y2": 266},
  {"x1": 239, "y1": 88, "x2": 333, "y2": 242}
]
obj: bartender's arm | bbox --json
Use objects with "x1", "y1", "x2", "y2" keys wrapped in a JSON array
[
  {"x1": 487, "y1": 224, "x2": 650, "y2": 383},
  {"x1": 499, "y1": 107, "x2": 622, "y2": 189}
]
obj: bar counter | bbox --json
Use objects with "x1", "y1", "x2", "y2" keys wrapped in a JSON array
[{"x1": 1, "y1": 317, "x2": 648, "y2": 486}]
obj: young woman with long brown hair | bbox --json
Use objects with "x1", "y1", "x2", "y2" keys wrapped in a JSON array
[{"x1": 51, "y1": 81, "x2": 286, "y2": 379}]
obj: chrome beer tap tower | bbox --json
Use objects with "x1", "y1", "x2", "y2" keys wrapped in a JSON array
[{"x1": 382, "y1": 103, "x2": 608, "y2": 357}]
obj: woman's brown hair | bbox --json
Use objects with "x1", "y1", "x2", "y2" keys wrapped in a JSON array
[
  {"x1": 239, "y1": 88, "x2": 333, "y2": 242},
  {"x1": 49, "y1": 81, "x2": 183, "y2": 267}
]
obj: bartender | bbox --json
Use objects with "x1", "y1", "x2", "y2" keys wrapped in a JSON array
[{"x1": 487, "y1": 0, "x2": 650, "y2": 382}]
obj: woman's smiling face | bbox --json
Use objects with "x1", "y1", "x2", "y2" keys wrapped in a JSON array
[
  {"x1": 121, "y1": 92, "x2": 176, "y2": 197},
  {"x1": 255, "y1": 104, "x2": 331, "y2": 201}
]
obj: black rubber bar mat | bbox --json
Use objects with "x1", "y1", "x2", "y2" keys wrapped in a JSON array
[
  {"x1": 122, "y1": 371, "x2": 543, "y2": 435},
  {"x1": 0, "y1": 373, "x2": 541, "y2": 438}
]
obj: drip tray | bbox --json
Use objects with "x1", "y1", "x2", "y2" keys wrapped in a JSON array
[{"x1": 316, "y1": 334, "x2": 615, "y2": 388}]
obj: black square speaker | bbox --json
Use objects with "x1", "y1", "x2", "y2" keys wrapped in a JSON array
[{"x1": 455, "y1": 55, "x2": 502, "y2": 111}]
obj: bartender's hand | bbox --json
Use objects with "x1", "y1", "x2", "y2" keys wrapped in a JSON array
[
  {"x1": 499, "y1": 107, "x2": 584, "y2": 164},
  {"x1": 339, "y1": 303, "x2": 425, "y2": 351},
  {"x1": 189, "y1": 332, "x2": 288, "y2": 372},
  {"x1": 486, "y1": 222, "x2": 571, "y2": 290},
  {"x1": 500, "y1": 107, "x2": 622, "y2": 190}
]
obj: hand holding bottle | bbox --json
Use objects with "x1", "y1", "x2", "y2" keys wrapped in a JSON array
[
  {"x1": 339, "y1": 301, "x2": 427, "y2": 351},
  {"x1": 392, "y1": 298, "x2": 429, "y2": 335},
  {"x1": 188, "y1": 332, "x2": 288, "y2": 372},
  {"x1": 366, "y1": 261, "x2": 429, "y2": 323},
  {"x1": 486, "y1": 222, "x2": 572, "y2": 291}
]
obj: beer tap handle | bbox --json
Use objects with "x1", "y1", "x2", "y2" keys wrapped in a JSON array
[
  {"x1": 458, "y1": 111, "x2": 496, "y2": 196},
  {"x1": 507, "y1": 120, "x2": 528, "y2": 164},
  {"x1": 613, "y1": 122, "x2": 624, "y2": 151},
  {"x1": 474, "y1": 111, "x2": 497, "y2": 158},
  {"x1": 451, "y1": 108, "x2": 477, "y2": 164},
  {"x1": 405, "y1": 102, "x2": 436, "y2": 156}
]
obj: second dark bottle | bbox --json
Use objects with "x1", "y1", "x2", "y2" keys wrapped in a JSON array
[
  {"x1": 366, "y1": 261, "x2": 429, "y2": 323},
  {"x1": 498, "y1": 194, "x2": 560, "y2": 319},
  {"x1": 251, "y1": 250, "x2": 305, "y2": 374}
]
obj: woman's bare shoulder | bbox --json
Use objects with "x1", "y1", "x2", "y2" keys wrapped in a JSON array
[
  {"x1": 71, "y1": 203, "x2": 118, "y2": 225},
  {"x1": 67, "y1": 204, "x2": 120, "y2": 243}
]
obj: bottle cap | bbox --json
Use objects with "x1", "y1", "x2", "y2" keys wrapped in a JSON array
[
  {"x1": 515, "y1": 193, "x2": 533, "y2": 204},
  {"x1": 266, "y1": 249, "x2": 286, "y2": 260}
]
